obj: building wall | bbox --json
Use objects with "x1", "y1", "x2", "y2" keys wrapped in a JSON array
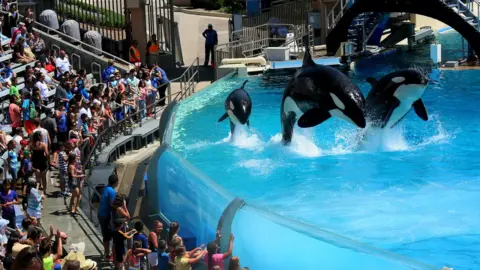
[{"x1": 409, "y1": 14, "x2": 448, "y2": 31}]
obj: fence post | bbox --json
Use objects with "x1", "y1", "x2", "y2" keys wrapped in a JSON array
[{"x1": 167, "y1": 83, "x2": 172, "y2": 103}]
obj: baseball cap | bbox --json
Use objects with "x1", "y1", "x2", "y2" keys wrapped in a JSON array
[{"x1": 208, "y1": 23, "x2": 212, "y2": 27}]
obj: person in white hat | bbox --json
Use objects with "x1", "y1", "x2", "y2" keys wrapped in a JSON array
[{"x1": 62, "y1": 242, "x2": 97, "y2": 270}]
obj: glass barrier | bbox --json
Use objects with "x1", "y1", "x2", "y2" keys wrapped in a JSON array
[
  {"x1": 149, "y1": 147, "x2": 235, "y2": 245},
  {"x1": 231, "y1": 205, "x2": 438, "y2": 270}
]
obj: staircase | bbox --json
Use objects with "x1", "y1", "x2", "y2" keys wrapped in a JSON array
[
  {"x1": 443, "y1": 0, "x2": 480, "y2": 29},
  {"x1": 347, "y1": 12, "x2": 384, "y2": 52},
  {"x1": 327, "y1": 0, "x2": 384, "y2": 54}
]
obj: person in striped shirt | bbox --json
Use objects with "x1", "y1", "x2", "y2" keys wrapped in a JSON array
[{"x1": 57, "y1": 142, "x2": 70, "y2": 197}]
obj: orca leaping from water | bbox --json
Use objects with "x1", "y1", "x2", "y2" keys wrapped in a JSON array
[
  {"x1": 218, "y1": 80, "x2": 252, "y2": 135},
  {"x1": 280, "y1": 40, "x2": 366, "y2": 145},
  {"x1": 364, "y1": 69, "x2": 429, "y2": 129}
]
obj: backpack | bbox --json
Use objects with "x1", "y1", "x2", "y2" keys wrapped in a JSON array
[{"x1": 29, "y1": 100, "x2": 38, "y2": 118}]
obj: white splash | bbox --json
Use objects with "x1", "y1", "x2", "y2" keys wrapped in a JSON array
[{"x1": 229, "y1": 125, "x2": 264, "y2": 151}]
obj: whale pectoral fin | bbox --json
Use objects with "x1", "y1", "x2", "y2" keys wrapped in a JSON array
[
  {"x1": 381, "y1": 98, "x2": 400, "y2": 129},
  {"x1": 218, "y1": 112, "x2": 229, "y2": 122},
  {"x1": 297, "y1": 108, "x2": 331, "y2": 128},
  {"x1": 413, "y1": 99, "x2": 428, "y2": 121}
]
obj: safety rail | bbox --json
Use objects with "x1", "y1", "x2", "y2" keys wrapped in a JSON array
[
  {"x1": 90, "y1": 62, "x2": 102, "y2": 85},
  {"x1": 80, "y1": 58, "x2": 200, "y2": 226},
  {"x1": 326, "y1": 0, "x2": 352, "y2": 31},
  {"x1": 71, "y1": 53, "x2": 81, "y2": 72},
  {"x1": 0, "y1": 9, "x2": 133, "y2": 72},
  {"x1": 242, "y1": 0, "x2": 310, "y2": 28}
]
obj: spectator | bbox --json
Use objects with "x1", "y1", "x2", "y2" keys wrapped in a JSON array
[
  {"x1": 111, "y1": 194, "x2": 130, "y2": 221},
  {"x1": 13, "y1": 37, "x2": 34, "y2": 64},
  {"x1": 77, "y1": 100, "x2": 91, "y2": 129},
  {"x1": 8, "y1": 95, "x2": 21, "y2": 129},
  {"x1": 35, "y1": 73, "x2": 50, "y2": 102},
  {"x1": 6, "y1": 141, "x2": 19, "y2": 190},
  {"x1": 39, "y1": 228, "x2": 62, "y2": 270},
  {"x1": 137, "y1": 80, "x2": 147, "y2": 120},
  {"x1": 156, "y1": 240, "x2": 170, "y2": 270},
  {"x1": 57, "y1": 142, "x2": 69, "y2": 197},
  {"x1": 126, "y1": 240, "x2": 151, "y2": 269},
  {"x1": 102, "y1": 60, "x2": 116, "y2": 83},
  {"x1": 23, "y1": 7, "x2": 34, "y2": 33},
  {"x1": 3, "y1": 231, "x2": 20, "y2": 270},
  {"x1": 55, "y1": 103, "x2": 68, "y2": 143},
  {"x1": 174, "y1": 245, "x2": 206, "y2": 270},
  {"x1": 129, "y1": 40, "x2": 141, "y2": 67},
  {"x1": 20, "y1": 150, "x2": 33, "y2": 194},
  {"x1": 67, "y1": 154, "x2": 84, "y2": 215},
  {"x1": 205, "y1": 233, "x2": 234, "y2": 270},
  {"x1": 32, "y1": 117, "x2": 50, "y2": 147},
  {"x1": 41, "y1": 110, "x2": 57, "y2": 149},
  {"x1": 55, "y1": 50, "x2": 71, "y2": 79},
  {"x1": 29, "y1": 31, "x2": 44, "y2": 57},
  {"x1": 168, "y1": 221, "x2": 181, "y2": 247},
  {"x1": 112, "y1": 218, "x2": 136, "y2": 270},
  {"x1": 228, "y1": 257, "x2": 241, "y2": 270},
  {"x1": 2, "y1": 61, "x2": 15, "y2": 80},
  {"x1": 25, "y1": 178, "x2": 43, "y2": 224},
  {"x1": 0, "y1": 180, "x2": 18, "y2": 229},
  {"x1": 31, "y1": 130, "x2": 49, "y2": 192},
  {"x1": 21, "y1": 92, "x2": 36, "y2": 134},
  {"x1": 98, "y1": 174, "x2": 118, "y2": 259},
  {"x1": 12, "y1": 246, "x2": 42, "y2": 270},
  {"x1": 9, "y1": 76, "x2": 19, "y2": 99}
]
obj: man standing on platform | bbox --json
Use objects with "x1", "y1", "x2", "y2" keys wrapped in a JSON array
[
  {"x1": 146, "y1": 34, "x2": 159, "y2": 67},
  {"x1": 202, "y1": 24, "x2": 218, "y2": 67}
]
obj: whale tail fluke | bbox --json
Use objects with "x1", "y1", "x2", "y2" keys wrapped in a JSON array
[
  {"x1": 218, "y1": 112, "x2": 228, "y2": 122},
  {"x1": 240, "y1": 80, "x2": 248, "y2": 89},
  {"x1": 413, "y1": 99, "x2": 428, "y2": 121},
  {"x1": 302, "y1": 35, "x2": 316, "y2": 68}
]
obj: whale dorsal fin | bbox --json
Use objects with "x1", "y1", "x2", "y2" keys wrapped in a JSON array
[
  {"x1": 366, "y1": 77, "x2": 378, "y2": 87},
  {"x1": 240, "y1": 80, "x2": 248, "y2": 89},
  {"x1": 302, "y1": 35, "x2": 316, "y2": 68}
]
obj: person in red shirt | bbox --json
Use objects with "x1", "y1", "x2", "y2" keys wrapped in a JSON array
[{"x1": 8, "y1": 95, "x2": 21, "y2": 129}]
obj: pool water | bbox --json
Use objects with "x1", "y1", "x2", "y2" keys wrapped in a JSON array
[{"x1": 171, "y1": 33, "x2": 479, "y2": 269}]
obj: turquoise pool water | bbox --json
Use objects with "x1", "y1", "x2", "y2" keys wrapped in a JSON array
[{"x1": 171, "y1": 33, "x2": 478, "y2": 269}]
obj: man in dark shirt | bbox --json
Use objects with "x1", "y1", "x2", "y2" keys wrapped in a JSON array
[
  {"x1": 202, "y1": 24, "x2": 218, "y2": 67},
  {"x1": 41, "y1": 109, "x2": 57, "y2": 151}
]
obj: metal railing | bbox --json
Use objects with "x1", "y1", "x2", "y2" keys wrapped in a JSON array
[
  {"x1": 214, "y1": 24, "x2": 312, "y2": 75},
  {"x1": 326, "y1": 0, "x2": 352, "y2": 31},
  {"x1": 80, "y1": 58, "x2": 200, "y2": 225},
  {"x1": 0, "y1": 9, "x2": 134, "y2": 72},
  {"x1": 53, "y1": 0, "x2": 126, "y2": 42},
  {"x1": 242, "y1": 0, "x2": 310, "y2": 28}
]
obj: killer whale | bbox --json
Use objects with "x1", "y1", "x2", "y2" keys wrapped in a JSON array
[
  {"x1": 218, "y1": 80, "x2": 252, "y2": 135},
  {"x1": 365, "y1": 69, "x2": 429, "y2": 129},
  {"x1": 280, "y1": 41, "x2": 366, "y2": 145}
]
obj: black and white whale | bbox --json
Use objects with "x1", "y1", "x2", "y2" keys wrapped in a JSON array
[
  {"x1": 365, "y1": 69, "x2": 429, "y2": 129},
  {"x1": 280, "y1": 44, "x2": 366, "y2": 144},
  {"x1": 218, "y1": 80, "x2": 252, "y2": 134}
]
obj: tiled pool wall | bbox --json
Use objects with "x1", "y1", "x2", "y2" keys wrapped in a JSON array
[{"x1": 146, "y1": 74, "x2": 440, "y2": 270}]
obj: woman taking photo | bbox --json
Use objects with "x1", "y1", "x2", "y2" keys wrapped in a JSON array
[
  {"x1": 31, "y1": 131, "x2": 48, "y2": 193},
  {"x1": 67, "y1": 154, "x2": 85, "y2": 215},
  {"x1": 25, "y1": 178, "x2": 44, "y2": 225}
]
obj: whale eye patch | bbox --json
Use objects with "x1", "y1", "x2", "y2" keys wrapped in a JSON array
[{"x1": 391, "y1": 77, "x2": 406, "y2": 83}]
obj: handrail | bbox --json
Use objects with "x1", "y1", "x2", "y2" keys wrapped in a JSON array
[
  {"x1": 81, "y1": 58, "x2": 200, "y2": 223},
  {"x1": 0, "y1": 9, "x2": 133, "y2": 70},
  {"x1": 327, "y1": 0, "x2": 351, "y2": 31}
]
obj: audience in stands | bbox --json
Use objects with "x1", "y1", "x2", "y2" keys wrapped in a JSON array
[{"x1": 0, "y1": 9, "x2": 185, "y2": 269}]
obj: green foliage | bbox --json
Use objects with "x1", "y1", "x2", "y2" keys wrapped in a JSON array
[
  {"x1": 191, "y1": 0, "x2": 244, "y2": 12},
  {"x1": 56, "y1": 0, "x2": 125, "y2": 28}
]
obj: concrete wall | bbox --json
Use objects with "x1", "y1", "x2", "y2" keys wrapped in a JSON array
[{"x1": 410, "y1": 14, "x2": 448, "y2": 31}]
